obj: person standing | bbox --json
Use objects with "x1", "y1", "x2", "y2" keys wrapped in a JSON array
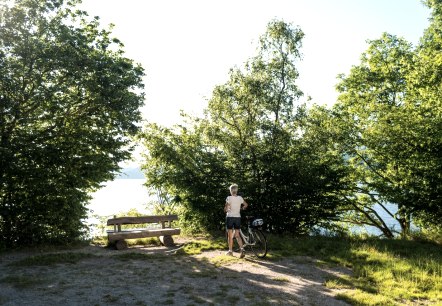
[{"x1": 224, "y1": 184, "x2": 248, "y2": 258}]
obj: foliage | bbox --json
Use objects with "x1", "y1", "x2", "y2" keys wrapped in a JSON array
[
  {"x1": 331, "y1": 33, "x2": 417, "y2": 238},
  {"x1": 331, "y1": 7, "x2": 442, "y2": 237},
  {"x1": 0, "y1": 0, "x2": 144, "y2": 246},
  {"x1": 411, "y1": 220, "x2": 442, "y2": 245},
  {"x1": 140, "y1": 20, "x2": 348, "y2": 234}
]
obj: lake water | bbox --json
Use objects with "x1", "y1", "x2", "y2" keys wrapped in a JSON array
[
  {"x1": 86, "y1": 179, "x2": 152, "y2": 236},
  {"x1": 88, "y1": 179, "x2": 151, "y2": 217},
  {"x1": 87, "y1": 179, "x2": 404, "y2": 236}
]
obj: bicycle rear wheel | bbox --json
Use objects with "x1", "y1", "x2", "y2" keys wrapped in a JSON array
[{"x1": 250, "y1": 229, "x2": 267, "y2": 258}]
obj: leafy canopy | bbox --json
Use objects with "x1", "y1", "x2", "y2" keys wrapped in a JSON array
[
  {"x1": 0, "y1": 0, "x2": 145, "y2": 247},
  {"x1": 140, "y1": 20, "x2": 348, "y2": 234}
]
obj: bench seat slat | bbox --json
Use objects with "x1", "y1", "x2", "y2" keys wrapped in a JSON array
[
  {"x1": 107, "y1": 228, "x2": 181, "y2": 242},
  {"x1": 107, "y1": 215, "x2": 178, "y2": 226}
]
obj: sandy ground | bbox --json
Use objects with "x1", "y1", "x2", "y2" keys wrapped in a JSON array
[{"x1": 0, "y1": 240, "x2": 352, "y2": 306}]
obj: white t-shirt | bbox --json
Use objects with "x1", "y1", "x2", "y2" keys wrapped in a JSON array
[{"x1": 226, "y1": 195, "x2": 244, "y2": 218}]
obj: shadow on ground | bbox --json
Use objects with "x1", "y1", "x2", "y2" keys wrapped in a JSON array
[{"x1": 0, "y1": 244, "x2": 351, "y2": 305}]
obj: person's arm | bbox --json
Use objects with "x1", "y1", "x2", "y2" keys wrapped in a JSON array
[
  {"x1": 241, "y1": 199, "x2": 248, "y2": 210},
  {"x1": 224, "y1": 200, "x2": 230, "y2": 213}
]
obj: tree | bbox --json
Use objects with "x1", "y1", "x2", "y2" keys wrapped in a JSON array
[
  {"x1": 332, "y1": 33, "x2": 415, "y2": 237},
  {"x1": 333, "y1": 28, "x2": 442, "y2": 237},
  {"x1": 0, "y1": 0, "x2": 145, "y2": 247},
  {"x1": 141, "y1": 122, "x2": 229, "y2": 233},
  {"x1": 141, "y1": 20, "x2": 347, "y2": 234},
  {"x1": 408, "y1": 0, "x2": 442, "y2": 226}
]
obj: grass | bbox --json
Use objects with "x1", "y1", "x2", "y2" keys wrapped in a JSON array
[
  {"x1": 271, "y1": 276, "x2": 290, "y2": 282},
  {"x1": 92, "y1": 236, "x2": 161, "y2": 248},
  {"x1": 175, "y1": 238, "x2": 227, "y2": 255},
  {"x1": 0, "y1": 275, "x2": 46, "y2": 289},
  {"x1": 269, "y1": 235, "x2": 442, "y2": 305},
  {"x1": 128, "y1": 237, "x2": 162, "y2": 246},
  {"x1": 209, "y1": 254, "x2": 241, "y2": 267},
  {"x1": 10, "y1": 252, "x2": 98, "y2": 267}
]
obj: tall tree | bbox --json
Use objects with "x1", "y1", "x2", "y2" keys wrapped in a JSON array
[
  {"x1": 406, "y1": 0, "x2": 442, "y2": 226},
  {"x1": 141, "y1": 20, "x2": 347, "y2": 234},
  {"x1": 333, "y1": 33, "x2": 415, "y2": 237},
  {"x1": 0, "y1": 0, "x2": 144, "y2": 246},
  {"x1": 333, "y1": 27, "x2": 442, "y2": 237}
]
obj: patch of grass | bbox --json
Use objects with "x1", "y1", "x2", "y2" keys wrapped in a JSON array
[
  {"x1": 271, "y1": 276, "x2": 290, "y2": 282},
  {"x1": 95, "y1": 236, "x2": 161, "y2": 248},
  {"x1": 91, "y1": 236, "x2": 108, "y2": 247},
  {"x1": 270, "y1": 235, "x2": 442, "y2": 305},
  {"x1": 10, "y1": 252, "x2": 97, "y2": 267},
  {"x1": 336, "y1": 289, "x2": 395, "y2": 306},
  {"x1": 175, "y1": 239, "x2": 227, "y2": 255},
  {"x1": 324, "y1": 276, "x2": 354, "y2": 289},
  {"x1": 209, "y1": 255, "x2": 240, "y2": 267},
  {"x1": 0, "y1": 275, "x2": 45, "y2": 289},
  {"x1": 127, "y1": 237, "x2": 162, "y2": 247},
  {"x1": 314, "y1": 259, "x2": 330, "y2": 267}
]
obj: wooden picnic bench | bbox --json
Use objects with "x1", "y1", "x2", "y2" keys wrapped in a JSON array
[{"x1": 107, "y1": 215, "x2": 181, "y2": 250}]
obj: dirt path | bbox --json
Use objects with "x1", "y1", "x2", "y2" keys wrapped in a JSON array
[{"x1": 0, "y1": 243, "x2": 351, "y2": 306}]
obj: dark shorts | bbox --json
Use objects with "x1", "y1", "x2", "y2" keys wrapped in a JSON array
[{"x1": 226, "y1": 217, "x2": 241, "y2": 230}]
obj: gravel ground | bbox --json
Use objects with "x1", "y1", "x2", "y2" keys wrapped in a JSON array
[{"x1": 0, "y1": 241, "x2": 352, "y2": 306}]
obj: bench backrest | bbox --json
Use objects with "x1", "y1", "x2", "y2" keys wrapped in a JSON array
[{"x1": 107, "y1": 215, "x2": 178, "y2": 226}]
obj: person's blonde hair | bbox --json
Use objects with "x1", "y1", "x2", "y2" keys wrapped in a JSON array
[{"x1": 229, "y1": 184, "x2": 238, "y2": 194}]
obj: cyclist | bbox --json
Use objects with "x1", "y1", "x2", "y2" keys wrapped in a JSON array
[{"x1": 224, "y1": 184, "x2": 248, "y2": 258}]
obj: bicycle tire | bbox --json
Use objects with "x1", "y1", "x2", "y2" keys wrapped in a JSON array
[{"x1": 250, "y1": 229, "x2": 267, "y2": 258}]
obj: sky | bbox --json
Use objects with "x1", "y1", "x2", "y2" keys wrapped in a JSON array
[
  {"x1": 80, "y1": 1, "x2": 430, "y2": 214},
  {"x1": 80, "y1": 0, "x2": 430, "y2": 129}
]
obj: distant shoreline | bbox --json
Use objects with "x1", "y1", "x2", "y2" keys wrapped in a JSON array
[{"x1": 116, "y1": 167, "x2": 145, "y2": 179}]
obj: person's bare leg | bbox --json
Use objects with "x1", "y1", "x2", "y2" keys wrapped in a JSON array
[
  {"x1": 228, "y1": 229, "x2": 234, "y2": 252},
  {"x1": 235, "y1": 230, "x2": 245, "y2": 258},
  {"x1": 235, "y1": 230, "x2": 243, "y2": 248}
]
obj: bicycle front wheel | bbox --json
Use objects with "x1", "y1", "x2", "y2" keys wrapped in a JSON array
[{"x1": 250, "y1": 229, "x2": 267, "y2": 258}]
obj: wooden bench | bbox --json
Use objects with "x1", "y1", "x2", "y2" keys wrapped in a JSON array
[{"x1": 107, "y1": 215, "x2": 181, "y2": 250}]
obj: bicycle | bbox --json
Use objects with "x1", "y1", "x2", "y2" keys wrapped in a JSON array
[{"x1": 230, "y1": 216, "x2": 268, "y2": 258}]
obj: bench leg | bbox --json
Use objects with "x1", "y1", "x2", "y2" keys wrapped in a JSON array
[
  {"x1": 159, "y1": 235, "x2": 174, "y2": 247},
  {"x1": 115, "y1": 240, "x2": 128, "y2": 250}
]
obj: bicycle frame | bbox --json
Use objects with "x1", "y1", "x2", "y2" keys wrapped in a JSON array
[
  {"x1": 228, "y1": 217, "x2": 267, "y2": 258},
  {"x1": 234, "y1": 225, "x2": 256, "y2": 247}
]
